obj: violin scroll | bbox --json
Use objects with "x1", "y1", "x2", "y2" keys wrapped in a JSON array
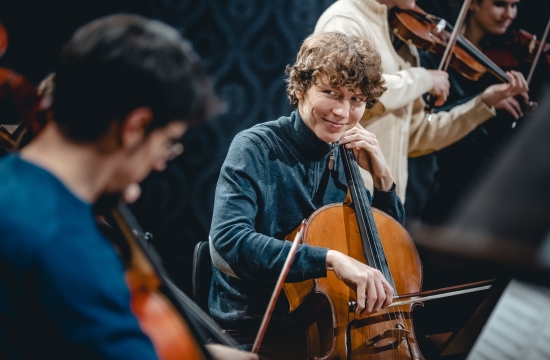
[
  {"x1": 0, "y1": 22, "x2": 50, "y2": 151},
  {"x1": 0, "y1": 23, "x2": 7, "y2": 58}
]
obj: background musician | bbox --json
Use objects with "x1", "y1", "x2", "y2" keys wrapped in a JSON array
[
  {"x1": 0, "y1": 14, "x2": 254, "y2": 360},
  {"x1": 208, "y1": 31, "x2": 399, "y2": 359},
  {"x1": 407, "y1": 0, "x2": 549, "y2": 225},
  {"x1": 315, "y1": 0, "x2": 529, "y2": 201}
]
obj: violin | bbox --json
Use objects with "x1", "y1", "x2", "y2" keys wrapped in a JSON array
[
  {"x1": 390, "y1": 6, "x2": 512, "y2": 83},
  {"x1": 0, "y1": 22, "x2": 49, "y2": 151},
  {"x1": 282, "y1": 146, "x2": 424, "y2": 359},
  {"x1": 483, "y1": 28, "x2": 550, "y2": 74},
  {"x1": 0, "y1": 23, "x2": 7, "y2": 57}
]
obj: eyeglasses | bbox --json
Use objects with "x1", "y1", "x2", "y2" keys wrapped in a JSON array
[{"x1": 167, "y1": 140, "x2": 184, "y2": 161}]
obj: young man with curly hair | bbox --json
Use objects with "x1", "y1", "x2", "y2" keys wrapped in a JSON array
[{"x1": 208, "y1": 31, "x2": 402, "y2": 358}]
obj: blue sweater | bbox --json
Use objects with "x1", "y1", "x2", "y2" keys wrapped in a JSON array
[
  {"x1": 0, "y1": 155, "x2": 158, "y2": 360},
  {"x1": 209, "y1": 111, "x2": 404, "y2": 329}
]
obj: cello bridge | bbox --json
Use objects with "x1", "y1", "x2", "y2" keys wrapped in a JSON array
[{"x1": 365, "y1": 328, "x2": 411, "y2": 348}]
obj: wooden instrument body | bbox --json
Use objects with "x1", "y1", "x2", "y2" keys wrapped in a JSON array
[
  {"x1": 390, "y1": 7, "x2": 486, "y2": 81},
  {"x1": 128, "y1": 273, "x2": 207, "y2": 360},
  {"x1": 285, "y1": 203, "x2": 424, "y2": 359},
  {"x1": 107, "y1": 203, "x2": 209, "y2": 360}
]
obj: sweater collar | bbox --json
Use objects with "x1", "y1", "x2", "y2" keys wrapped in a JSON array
[
  {"x1": 289, "y1": 110, "x2": 332, "y2": 160},
  {"x1": 358, "y1": 0, "x2": 388, "y2": 25}
]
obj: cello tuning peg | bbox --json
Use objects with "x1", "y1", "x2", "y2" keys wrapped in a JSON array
[{"x1": 436, "y1": 19, "x2": 446, "y2": 34}]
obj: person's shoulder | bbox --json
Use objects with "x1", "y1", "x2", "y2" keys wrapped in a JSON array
[
  {"x1": 0, "y1": 155, "x2": 91, "y2": 255},
  {"x1": 232, "y1": 115, "x2": 292, "y2": 149},
  {"x1": 319, "y1": 0, "x2": 364, "y2": 18}
]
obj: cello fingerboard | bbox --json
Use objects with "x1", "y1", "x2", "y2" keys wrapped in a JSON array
[{"x1": 339, "y1": 145, "x2": 397, "y2": 294}]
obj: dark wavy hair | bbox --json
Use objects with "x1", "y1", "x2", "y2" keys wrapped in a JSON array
[
  {"x1": 286, "y1": 31, "x2": 386, "y2": 109},
  {"x1": 53, "y1": 14, "x2": 218, "y2": 142}
]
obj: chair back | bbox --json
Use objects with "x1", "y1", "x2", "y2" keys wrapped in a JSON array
[{"x1": 192, "y1": 241, "x2": 212, "y2": 313}]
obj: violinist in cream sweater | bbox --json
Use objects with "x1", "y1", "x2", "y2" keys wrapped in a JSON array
[{"x1": 315, "y1": 0, "x2": 529, "y2": 200}]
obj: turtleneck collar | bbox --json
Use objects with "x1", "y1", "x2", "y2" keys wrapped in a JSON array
[
  {"x1": 287, "y1": 110, "x2": 333, "y2": 161},
  {"x1": 358, "y1": 0, "x2": 388, "y2": 25}
]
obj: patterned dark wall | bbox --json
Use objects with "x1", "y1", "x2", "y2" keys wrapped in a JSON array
[
  {"x1": 131, "y1": 0, "x2": 340, "y2": 296},
  {"x1": 0, "y1": 0, "x2": 337, "y2": 296},
  {"x1": 129, "y1": 0, "x2": 339, "y2": 296},
  {"x1": 1, "y1": 0, "x2": 548, "y2": 297}
]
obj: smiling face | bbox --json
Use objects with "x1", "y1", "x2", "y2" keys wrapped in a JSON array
[
  {"x1": 469, "y1": 0, "x2": 519, "y2": 35},
  {"x1": 297, "y1": 75, "x2": 367, "y2": 143}
]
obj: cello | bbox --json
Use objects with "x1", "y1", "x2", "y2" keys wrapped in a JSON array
[
  {"x1": 96, "y1": 197, "x2": 211, "y2": 360},
  {"x1": 283, "y1": 145, "x2": 424, "y2": 360}
]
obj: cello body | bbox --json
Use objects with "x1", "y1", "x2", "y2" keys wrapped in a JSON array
[
  {"x1": 103, "y1": 201, "x2": 210, "y2": 360},
  {"x1": 284, "y1": 146, "x2": 424, "y2": 360}
]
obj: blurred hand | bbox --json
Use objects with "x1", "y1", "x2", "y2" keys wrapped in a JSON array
[
  {"x1": 481, "y1": 71, "x2": 529, "y2": 118},
  {"x1": 492, "y1": 96, "x2": 524, "y2": 119},
  {"x1": 122, "y1": 183, "x2": 141, "y2": 204},
  {"x1": 205, "y1": 344, "x2": 258, "y2": 360},
  {"x1": 427, "y1": 70, "x2": 450, "y2": 107},
  {"x1": 326, "y1": 250, "x2": 393, "y2": 316}
]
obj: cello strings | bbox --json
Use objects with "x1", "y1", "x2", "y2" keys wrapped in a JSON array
[
  {"x1": 345, "y1": 148, "x2": 403, "y2": 350},
  {"x1": 343, "y1": 148, "x2": 404, "y2": 356},
  {"x1": 343, "y1": 148, "x2": 405, "y2": 359},
  {"x1": 343, "y1": 148, "x2": 382, "y2": 272},
  {"x1": 345, "y1": 148, "x2": 394, "y2": 287},
  {"x1": 343, "y1": 147, "x2": 409, "y2": 357},
  {"x1": 341, "y1": 147, "x2": 385, "y2": 353},
  {"x1": 348, "y1": 152, "x2": 409, "y2": 355}
]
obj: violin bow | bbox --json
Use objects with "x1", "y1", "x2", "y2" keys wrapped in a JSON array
[
  {"x1": 526, "y1": 16, "x2": 550, "y2": 85},
  {"x1": 425, "y1": 0, "x2": 473, "y2": 119},
  {"x1": 388, "y1": 279, "x2": 493, "y2": 307},
  {"x1": 252, "y1": 220, "x2": 306, "y2": 354},
  {"x1": 348, "y1": 279, "x2": 494, "y2": 312}
]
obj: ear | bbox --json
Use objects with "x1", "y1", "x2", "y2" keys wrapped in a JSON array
[
  {"x1": 296, "y1": 90, "x2": 304, "y2": 101},
  {"x1": 469, "y1": 1, "x2": 480, "y2": 12},
  {"x1": 120, "y1": 107, "x2": 154, "y2": 149}
]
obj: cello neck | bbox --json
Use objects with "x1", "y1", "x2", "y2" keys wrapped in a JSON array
[
  {"x1": 97, "y1": 197, "x2": 239, "y2": 348},
  {"x1": 339, "y1": 145, "x2": 396, "y2": 292}
]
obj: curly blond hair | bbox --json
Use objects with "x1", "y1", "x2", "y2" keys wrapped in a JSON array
[{"x1": 286, "y1": 32, "x2": 386, "y2": 109}]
